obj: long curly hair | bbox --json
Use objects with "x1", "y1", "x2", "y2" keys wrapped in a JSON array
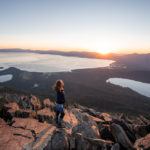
[{"x1": 54, "y1": 80, "x2": 64, "y2": 92}]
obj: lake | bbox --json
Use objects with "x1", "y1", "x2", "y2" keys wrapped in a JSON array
[
  {"x1": 0, "y1": 52, "x2": 114, "y2": 73},
  {"x1": 0, "y1": 74, "x2": 13, "y2": 83},
  {"x1": 106, "y1": 78, "x2": 150, "y2": 98}
]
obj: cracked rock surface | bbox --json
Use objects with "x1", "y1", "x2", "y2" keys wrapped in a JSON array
[{"x1": 0, "y1": 93, "x2": 150, "y2": 150}]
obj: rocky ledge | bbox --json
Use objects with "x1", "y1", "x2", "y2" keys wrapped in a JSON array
[{"x1": 0, "y1": 93, "x2": 150, "y2": 150}]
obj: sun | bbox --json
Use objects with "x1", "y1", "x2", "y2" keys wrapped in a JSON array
[
  {"x1": 90, "y1": 42, "x2": 114, "y2": 54},
  {"x1": 95, "y1": 48, "x2": 112, "y2": 54}
]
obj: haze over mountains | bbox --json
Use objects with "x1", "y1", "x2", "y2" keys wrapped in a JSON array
[
  {"x1": 1, "y1": 48, "x2": 150, "y2": 70},
  {"x1": 0, "y1": 48, "x2": 118, "y2": 59}
]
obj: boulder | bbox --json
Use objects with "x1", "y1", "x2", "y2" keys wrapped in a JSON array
[
  {"x1": 32, "y1": 125, "x2": 56, "y2": 150},
  {"x1": 99, "y1": 113, "x2": 112, "y2": 122},
  {"x1": 15, "y1": 109, "x2": 31, "y2": 118},
  {"x1": 89, "y1": 115, "x2": 104, "y2": 124},
  {"x1": 72, "y1": 121, "x2": 100, "y2": 138},
  {"x1": 74, "y1": 132, "x2": 88, "y2": 150},
  {"x1": 0, "y1": 118, "x2": 33, "y2": 150},
  {"x1": 37, "y1": 108, "x2": 55, "y2": 123},
  {"x1": 71, "y1": 108, "x2": 98, "y2": 125},
  {"x1": 111, "y1": 143, "x2": 120, "y2": 150},
  {"x1": 139, "y1": 115, "x2": 150, "y2": 125},
  {"x1": 75, "y1": 133, "x2": 113, "y2": 150},
  {"x1": 12, "y1": 118, "x2": 50, "y2": 135},
  {"x1": 71, "y1": 108, "x2": 100, "y2": 137},
  {"x1": 0, "y1": 127, "x2": 23, "y2": 150},
  {"x1": 4, "y1": 102, "x2": 19, "y2": 111},
  {"x1": 71, "y1": 108, "x2": 86, "y2": 123},
  {"x1": 0, "y1": 118, "x2": 7, "y2": 127},
  {"x1": 43, "y1": 98, "x2": 55, "y2": 110},
  {"x1": 63, "y1": 109, "x2": 79, "y2": 129},
  {"x1": 76, "y1": 104, "x2": 101, "y2": 117},
  {"x1": 31, "y1": 95, "x2": 41, "y2": 110},
  {"x1": 99, "y1": 124, "x2": 115, "y2": 141},
  {"x1": 50, "y1": 130, "x2": 69, "y2": 150},
  {"x1": 1, "y1": 103, "x2": 17, "y2": 122},
  {"x1": 133, "y1": 124, "x2": 150, "y2": 138},
  {"x1": 134, "y1": 133, "x2": 150, "y2": 150},
  {"x1": 110, "y1": 123, "x2": 133, "y2": 149},
  {"x1": 10, "y1": 118, "x2": 57, "y2": 150},
  {"x1": 113, "y1": 119, "x2": 136, "y2": 143}
]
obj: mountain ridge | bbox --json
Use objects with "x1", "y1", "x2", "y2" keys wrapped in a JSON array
[
  {"x1": 0, "y1": 91, "x2": 150, "y2": 150},
  {"x1": 0, "y1": 48, "x2": 121, "y2": 59}
]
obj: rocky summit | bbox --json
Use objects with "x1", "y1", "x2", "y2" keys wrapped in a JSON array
[{"x1": 0, "y1": 93, "x2": 150, "y2": 150}]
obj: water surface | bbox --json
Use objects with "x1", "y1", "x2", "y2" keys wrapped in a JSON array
[
  {"x1": 0, "y1": 52, "x2": 114, "y2": 73},
  {"x1": 106, "y1": 78, "x2": 150, "y2": 97},
  {"x1": 0, "y1": 74, "x2": 13, "y2": 83}
]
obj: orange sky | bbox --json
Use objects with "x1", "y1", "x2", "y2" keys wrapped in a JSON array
[
  {"x1": 0, "y1": 33, "x2": 150, "y2": 54},
  {"x1": 1, "y1": 1, "x2": 150, "y2": 54}
]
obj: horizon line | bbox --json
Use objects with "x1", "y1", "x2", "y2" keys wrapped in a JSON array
[{"x1": 0, "y1": 48, "x2": 150, "y2": 55}]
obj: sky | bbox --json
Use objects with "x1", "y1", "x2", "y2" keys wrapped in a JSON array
[{"x1": 0, "y1": 0, "x2": 150, "y2": 54}]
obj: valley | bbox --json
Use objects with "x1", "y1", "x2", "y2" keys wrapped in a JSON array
[{"x1": 0, "y1": 66, "x2": 150, "y2": 116}]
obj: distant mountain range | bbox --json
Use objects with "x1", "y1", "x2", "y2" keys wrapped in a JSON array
[
  {"x1": 0, "y1": 49, "x2": 150, "y2": 70},
  {"x1": 0, "y1": 48, "x2": 119, "y2": 59},
  {"x1": 113, "y1": 53, "x2": 150, "y2": 70}
]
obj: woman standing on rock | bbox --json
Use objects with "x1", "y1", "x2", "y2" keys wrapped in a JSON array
[{"x1": 54, "y1": 80, "x2": 65, "y2": 127}]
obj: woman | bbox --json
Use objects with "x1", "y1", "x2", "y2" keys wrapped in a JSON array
[{"x1": 54, "y1": 80, "x2": 65, "y2": 127}]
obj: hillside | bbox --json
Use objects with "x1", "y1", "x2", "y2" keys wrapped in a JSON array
[
  {"x1": 113, "y1": 53, "x2": 150, "y2": 71},
  {"x1": 0, "y1": 92, "x2": 150, "y2": 150},
  {"x1": 1, "y1": 67, "x2": 150, "y2": 116}
]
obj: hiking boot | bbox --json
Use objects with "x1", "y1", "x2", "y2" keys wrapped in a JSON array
[
  {"x1": 57, "y1": 122, "x2": 62, "y2": 128},
  {"x1": 55, "y1": 117, "x2": 58, "y2": 124}
]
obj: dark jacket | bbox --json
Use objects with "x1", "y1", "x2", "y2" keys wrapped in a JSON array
[{"x1": 56, "y1": 90, "x2": 65, "y2": 104}]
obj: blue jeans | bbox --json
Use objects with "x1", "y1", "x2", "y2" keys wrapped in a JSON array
[
  {"x1": 55, "y1": 104, "x2": 64, "y2": 113},
  {"x1": 55, "y1": 104, "x2": 65, "y2": 124}
]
